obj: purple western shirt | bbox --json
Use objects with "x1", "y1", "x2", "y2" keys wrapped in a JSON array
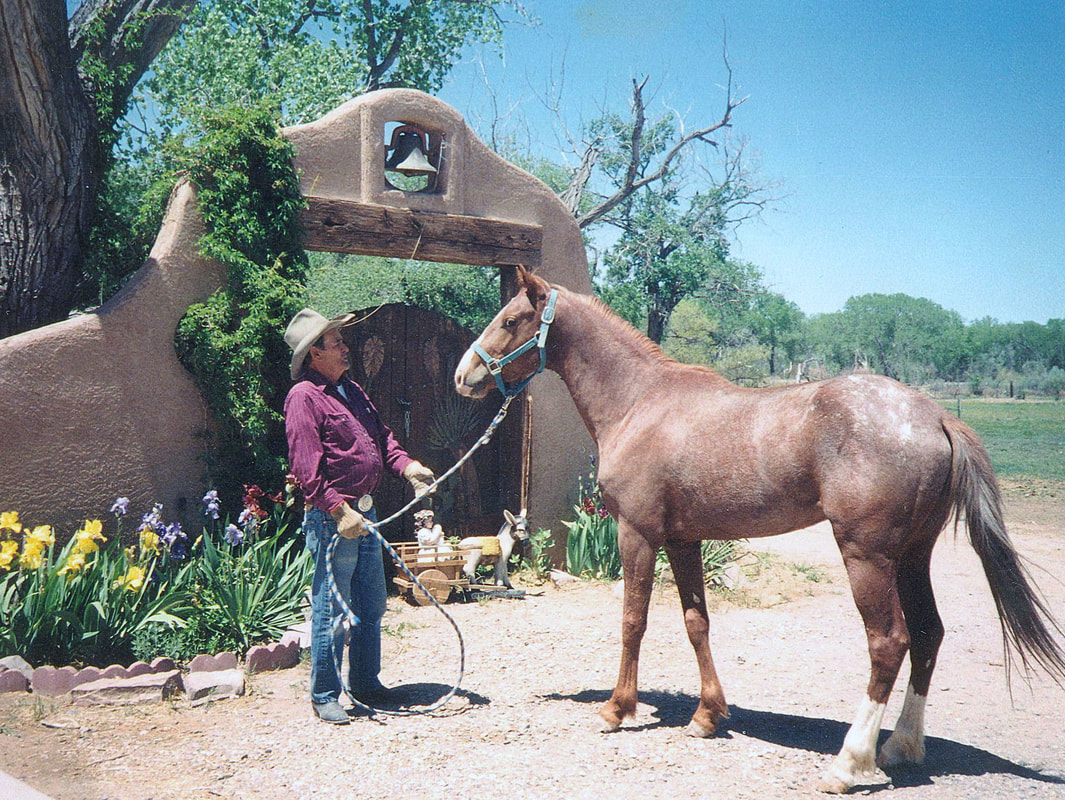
[{"x1": 284, "y1": 369, "x2": 414, "y2": 513}]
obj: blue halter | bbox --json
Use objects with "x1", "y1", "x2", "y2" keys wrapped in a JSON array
[{"x1": 472, "y1": 289, "x2": 558, "y2": 397}]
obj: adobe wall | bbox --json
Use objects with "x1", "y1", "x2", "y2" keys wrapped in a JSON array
[
  {"x1": 0, "y1": 89, "x2": 594, "y2": 539},
  {"x1": 0, "y1": 181, "x2": 224, "y2": 533}
]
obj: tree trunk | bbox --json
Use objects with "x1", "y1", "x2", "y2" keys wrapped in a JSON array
[{"x1": 0, "y1": 0, "x2": 101, "y2": 337}]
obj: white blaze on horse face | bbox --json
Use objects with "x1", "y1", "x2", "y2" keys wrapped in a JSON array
[{"x1": 454, "y1": 339, "x2": 490, "y2": 397}]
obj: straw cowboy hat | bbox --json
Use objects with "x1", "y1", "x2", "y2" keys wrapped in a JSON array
[{"x1": 284, "y1": 308, "x2": 355, "y2": 380}]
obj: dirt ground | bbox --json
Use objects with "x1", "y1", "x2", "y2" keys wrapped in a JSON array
[{"x1": 2, "y1": 488, "x2": 1063, "y2": 800}]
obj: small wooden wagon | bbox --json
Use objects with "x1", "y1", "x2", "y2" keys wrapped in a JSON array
[
  {"x1": 390, "y1": 539, "x2": 518, "y2": 605},
  {"x1": 390, "y1": 542, "x2": 470, "y2": 605}
]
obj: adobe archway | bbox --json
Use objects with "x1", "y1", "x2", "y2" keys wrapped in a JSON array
[{"x1": 0, "y1": 89, "x2": 593, "y2": 540}]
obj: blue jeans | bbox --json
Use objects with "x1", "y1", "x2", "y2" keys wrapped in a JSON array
[{"x1": 304, "y1": 506, "x2": 387, "y2": 705}]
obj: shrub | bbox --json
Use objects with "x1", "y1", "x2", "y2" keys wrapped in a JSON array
[{"x1": 169, "y1": 102, "x2": 309, "y2": 507}]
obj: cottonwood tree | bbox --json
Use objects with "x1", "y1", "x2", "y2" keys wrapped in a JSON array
[
  {"x1": 555, "y1": 59, "x2": 772, "y2": 343},
  {"x1": 0, "y1": 0, "x2": 524, "y2": 338},
  {"x1": 0, "y1": 0, "x2": 195, "y2": 337}
]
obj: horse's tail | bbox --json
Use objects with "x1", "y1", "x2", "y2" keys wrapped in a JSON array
[{"x1": 943, "y1": 413, "x2": 1065, "y2": 685}]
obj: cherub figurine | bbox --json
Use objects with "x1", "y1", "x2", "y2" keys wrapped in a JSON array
[{"x1": 414, "y1": 509, "x2": 451, "y2": 563}]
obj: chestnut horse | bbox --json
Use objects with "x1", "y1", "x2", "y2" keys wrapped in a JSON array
[{"x1": 454, "y1": 266, "x2": 1065, "y2": 793}]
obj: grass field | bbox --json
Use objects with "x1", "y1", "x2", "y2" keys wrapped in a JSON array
[{"x1": 942, "y1": 399, "x2": 1065, "y2": 483}]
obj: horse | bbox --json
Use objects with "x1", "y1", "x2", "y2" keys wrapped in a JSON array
[
  {"x1": 453, "y1": 265, "x2": 1065, "y2": 793},
  {"x1": 458, "y1": 508, "x2": 529, "y2": 589}
]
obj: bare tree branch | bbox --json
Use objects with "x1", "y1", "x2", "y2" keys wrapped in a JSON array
[
  {"x1": 561, "y1": 137, "x2": 600, "y2": 216},
  {"x1": 575, "y1": 53, "x2": 748, "y2": 230}
]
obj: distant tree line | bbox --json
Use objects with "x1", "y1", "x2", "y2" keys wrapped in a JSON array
[{"x1": 642, "y1": 279, "x2": 1064, "y2": 399}]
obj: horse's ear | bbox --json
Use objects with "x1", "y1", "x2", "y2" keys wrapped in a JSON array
[
  {"x1": 503, "y1": 509, "x2": 516, "y2": 525},
  {"x1": 516, "y1": 265, "x2": 549, "y2": 308}
]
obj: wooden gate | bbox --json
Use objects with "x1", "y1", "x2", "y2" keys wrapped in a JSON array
[{"x1": 340, "y1": 304, "x2": 527, "y2": 543}]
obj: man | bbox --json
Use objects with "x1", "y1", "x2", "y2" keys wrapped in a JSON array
[{"x1": 284, "y1": 308, "x2": 435, "y2": 724}]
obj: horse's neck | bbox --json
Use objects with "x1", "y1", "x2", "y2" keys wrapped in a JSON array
[{"x1": 550, "y1": 291, "x2": 667, "y2": 440}]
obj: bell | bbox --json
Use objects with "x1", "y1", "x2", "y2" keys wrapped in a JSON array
[{"x1": 385, "y1": 126, "x2": 437, "y2": 176}]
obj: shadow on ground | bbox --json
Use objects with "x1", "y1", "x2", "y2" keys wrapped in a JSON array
[{"x1": 543, "y1": 689, "x2": 1065, "y2": 791}]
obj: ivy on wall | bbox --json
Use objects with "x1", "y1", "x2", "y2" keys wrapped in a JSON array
[{"x1": 169, "y1": 102, "x2": 308, "y2": 506}]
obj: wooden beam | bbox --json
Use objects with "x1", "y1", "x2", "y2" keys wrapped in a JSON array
[{"x1": 300, "y1": 197, "x2": 542, "y2": 267}]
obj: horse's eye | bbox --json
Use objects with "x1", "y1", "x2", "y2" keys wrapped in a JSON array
[{"x1": 503, "y1": 317, "x2": 518, "y2": 329}]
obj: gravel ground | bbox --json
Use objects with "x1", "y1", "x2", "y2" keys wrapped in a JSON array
[{"x1": 1, "y1": 493, "x2": 1063, "y2": 800}]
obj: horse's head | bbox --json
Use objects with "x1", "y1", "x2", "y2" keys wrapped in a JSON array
[{"x1": 454, "y1": 266, "x2": 555, "y2": 399}]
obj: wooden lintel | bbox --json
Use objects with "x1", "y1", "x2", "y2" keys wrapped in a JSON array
[{"x1": 300, "y1": 196, "x2": 542, "y2": 267}]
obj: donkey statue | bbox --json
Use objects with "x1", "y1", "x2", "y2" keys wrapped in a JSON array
[{"x1": 458, "y1": 508, "x2": 529, "y2": 588}]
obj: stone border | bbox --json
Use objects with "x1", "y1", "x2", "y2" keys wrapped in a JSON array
[{"x1": 0, "y1": 629, "x2": 305, "y2": 697}]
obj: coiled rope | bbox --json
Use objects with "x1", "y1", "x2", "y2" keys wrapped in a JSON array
[{"x1": 324, "y1": 393, "x2": 516, "y2": 716}]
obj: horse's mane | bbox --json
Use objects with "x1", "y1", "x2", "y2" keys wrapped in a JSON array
[{"x1": 565, "y1": 287, "x2": 727, "y2": 380}]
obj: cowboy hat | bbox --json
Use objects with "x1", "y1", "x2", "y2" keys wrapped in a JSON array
[{"x1": 284, "y1": 308, "x2": 355, "y2": 380}]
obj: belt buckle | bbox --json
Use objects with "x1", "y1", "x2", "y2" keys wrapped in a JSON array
[{"x1": 357, "y1": 494, "x2": 373, "y2": 513}]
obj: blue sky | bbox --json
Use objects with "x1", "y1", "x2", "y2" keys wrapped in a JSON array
[{"x1": 439, "y1": 1, "x2": 1064, "y2": 324}]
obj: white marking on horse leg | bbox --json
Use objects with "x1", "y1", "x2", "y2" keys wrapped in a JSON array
[
  {"x1": 878, "y1": 685, "x2": 927, "y2": 768},
  {"x1": 818, "y1": 696, "x2": 888, "y2": 794}
]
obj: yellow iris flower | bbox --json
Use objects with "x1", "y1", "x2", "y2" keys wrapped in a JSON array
[
  {"x1": 114, "y1": 565, "x2": 145, "y2": 592},
  {"x1": 59, "y1": 551, "x2": 87, "y2": 577},
  {"x1": 18, "y1": 540, "x2": 44, "y2": 571},
  {"x1": 73, "y1": 520, "x2": 106, "y2": 555},
  {"x1": 0, "y1": 540, "x2": 17, "y2": 570},
  {"x1": 0, "y1": 511, "x2": 21, "y2": 534},
  {"x1": 139, "y1": 526, "x2": 161, "y2": 554},
  {"x1": 28, "y1": 525, "x2": 54, "y2": 547}
]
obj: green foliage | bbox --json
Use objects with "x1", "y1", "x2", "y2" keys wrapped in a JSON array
[
  {"x1": 563, "y1": 477, "x2": 621, "y2": 580},
  {"x1": 307, "y1": 253, "x2": 500, "y2": 332},
  {"x1": 803, "y1": 294, "x2": 965, "y2": 382},
  {"x1": 186, "y1": 509, "x2": 313, "y2": 657},
  {"x1": 655, "y1": 539, "x2": 743, "y2": 587},
  {"x1": 128, "y1": 0, "x2": 521, "y2": 144},
  {"x1": 516, "y1": 528, "x2": 555, "y2": 582},
  {"x1": 0, "y1": 510, "x2": 192, "y2": 668},
  {"x1": 170, "y1": 103, "x2": 308, "y2": 502},
  {"x1": 600, "y1": 189, "x2": 733, "y2": 344},
  {"x1": 84, "y1": 156, "x2": 175, "y2": 305}
]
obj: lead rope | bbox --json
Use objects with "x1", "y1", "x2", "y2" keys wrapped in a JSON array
[{"x1": 324, "y1": 393, "x2": 516, "y2": 716}]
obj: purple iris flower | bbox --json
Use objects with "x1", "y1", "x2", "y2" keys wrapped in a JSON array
[
  {"x1": 202, "y1": 489, "x2": 221, "y2": 520},
  {"x1": 142, "y1": 504, "x2": 163, "y2": 531},
  {"x1": 224, "y1": 524, "x2": 244, "y2": 546},
  {"x1": 237, "y1": 508, "x2": 259, "y2": 537},
  {"x1": 162, "y1": 521, "x2": 188, "y2": 560},
  {"x1": 110, "y1": 497, "x2": 130, "y2": 517}
]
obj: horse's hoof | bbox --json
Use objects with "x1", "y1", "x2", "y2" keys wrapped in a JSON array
[
  {"x1": 597, "y1": 713, "x2": 621, "y2": 733},
  {"x1": 877, "y1": 733, "x2": 925, "y2": 768},
  {"x1": 685, "y1": 720, "x2": 715, "y2": 738},
  {"x1": 815, "y1": 770, "x2": 853, "y2": 795}
]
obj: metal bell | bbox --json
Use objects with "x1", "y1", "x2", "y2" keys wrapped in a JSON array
[{"x1": 385, "y1": 126, "x2": 437, "y2": 176}]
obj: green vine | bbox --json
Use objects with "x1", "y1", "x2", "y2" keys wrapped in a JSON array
[{"x1": 170, "y1": 102, "x2": 309, "y2": 505}]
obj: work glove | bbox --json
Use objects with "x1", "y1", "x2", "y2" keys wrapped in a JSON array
[
  {"x1": 403, "y1": 460, "x2": 436, "y2": 497},
  {"x1": 330, "y1": 502, "x2": 369, "y2": 539}
]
